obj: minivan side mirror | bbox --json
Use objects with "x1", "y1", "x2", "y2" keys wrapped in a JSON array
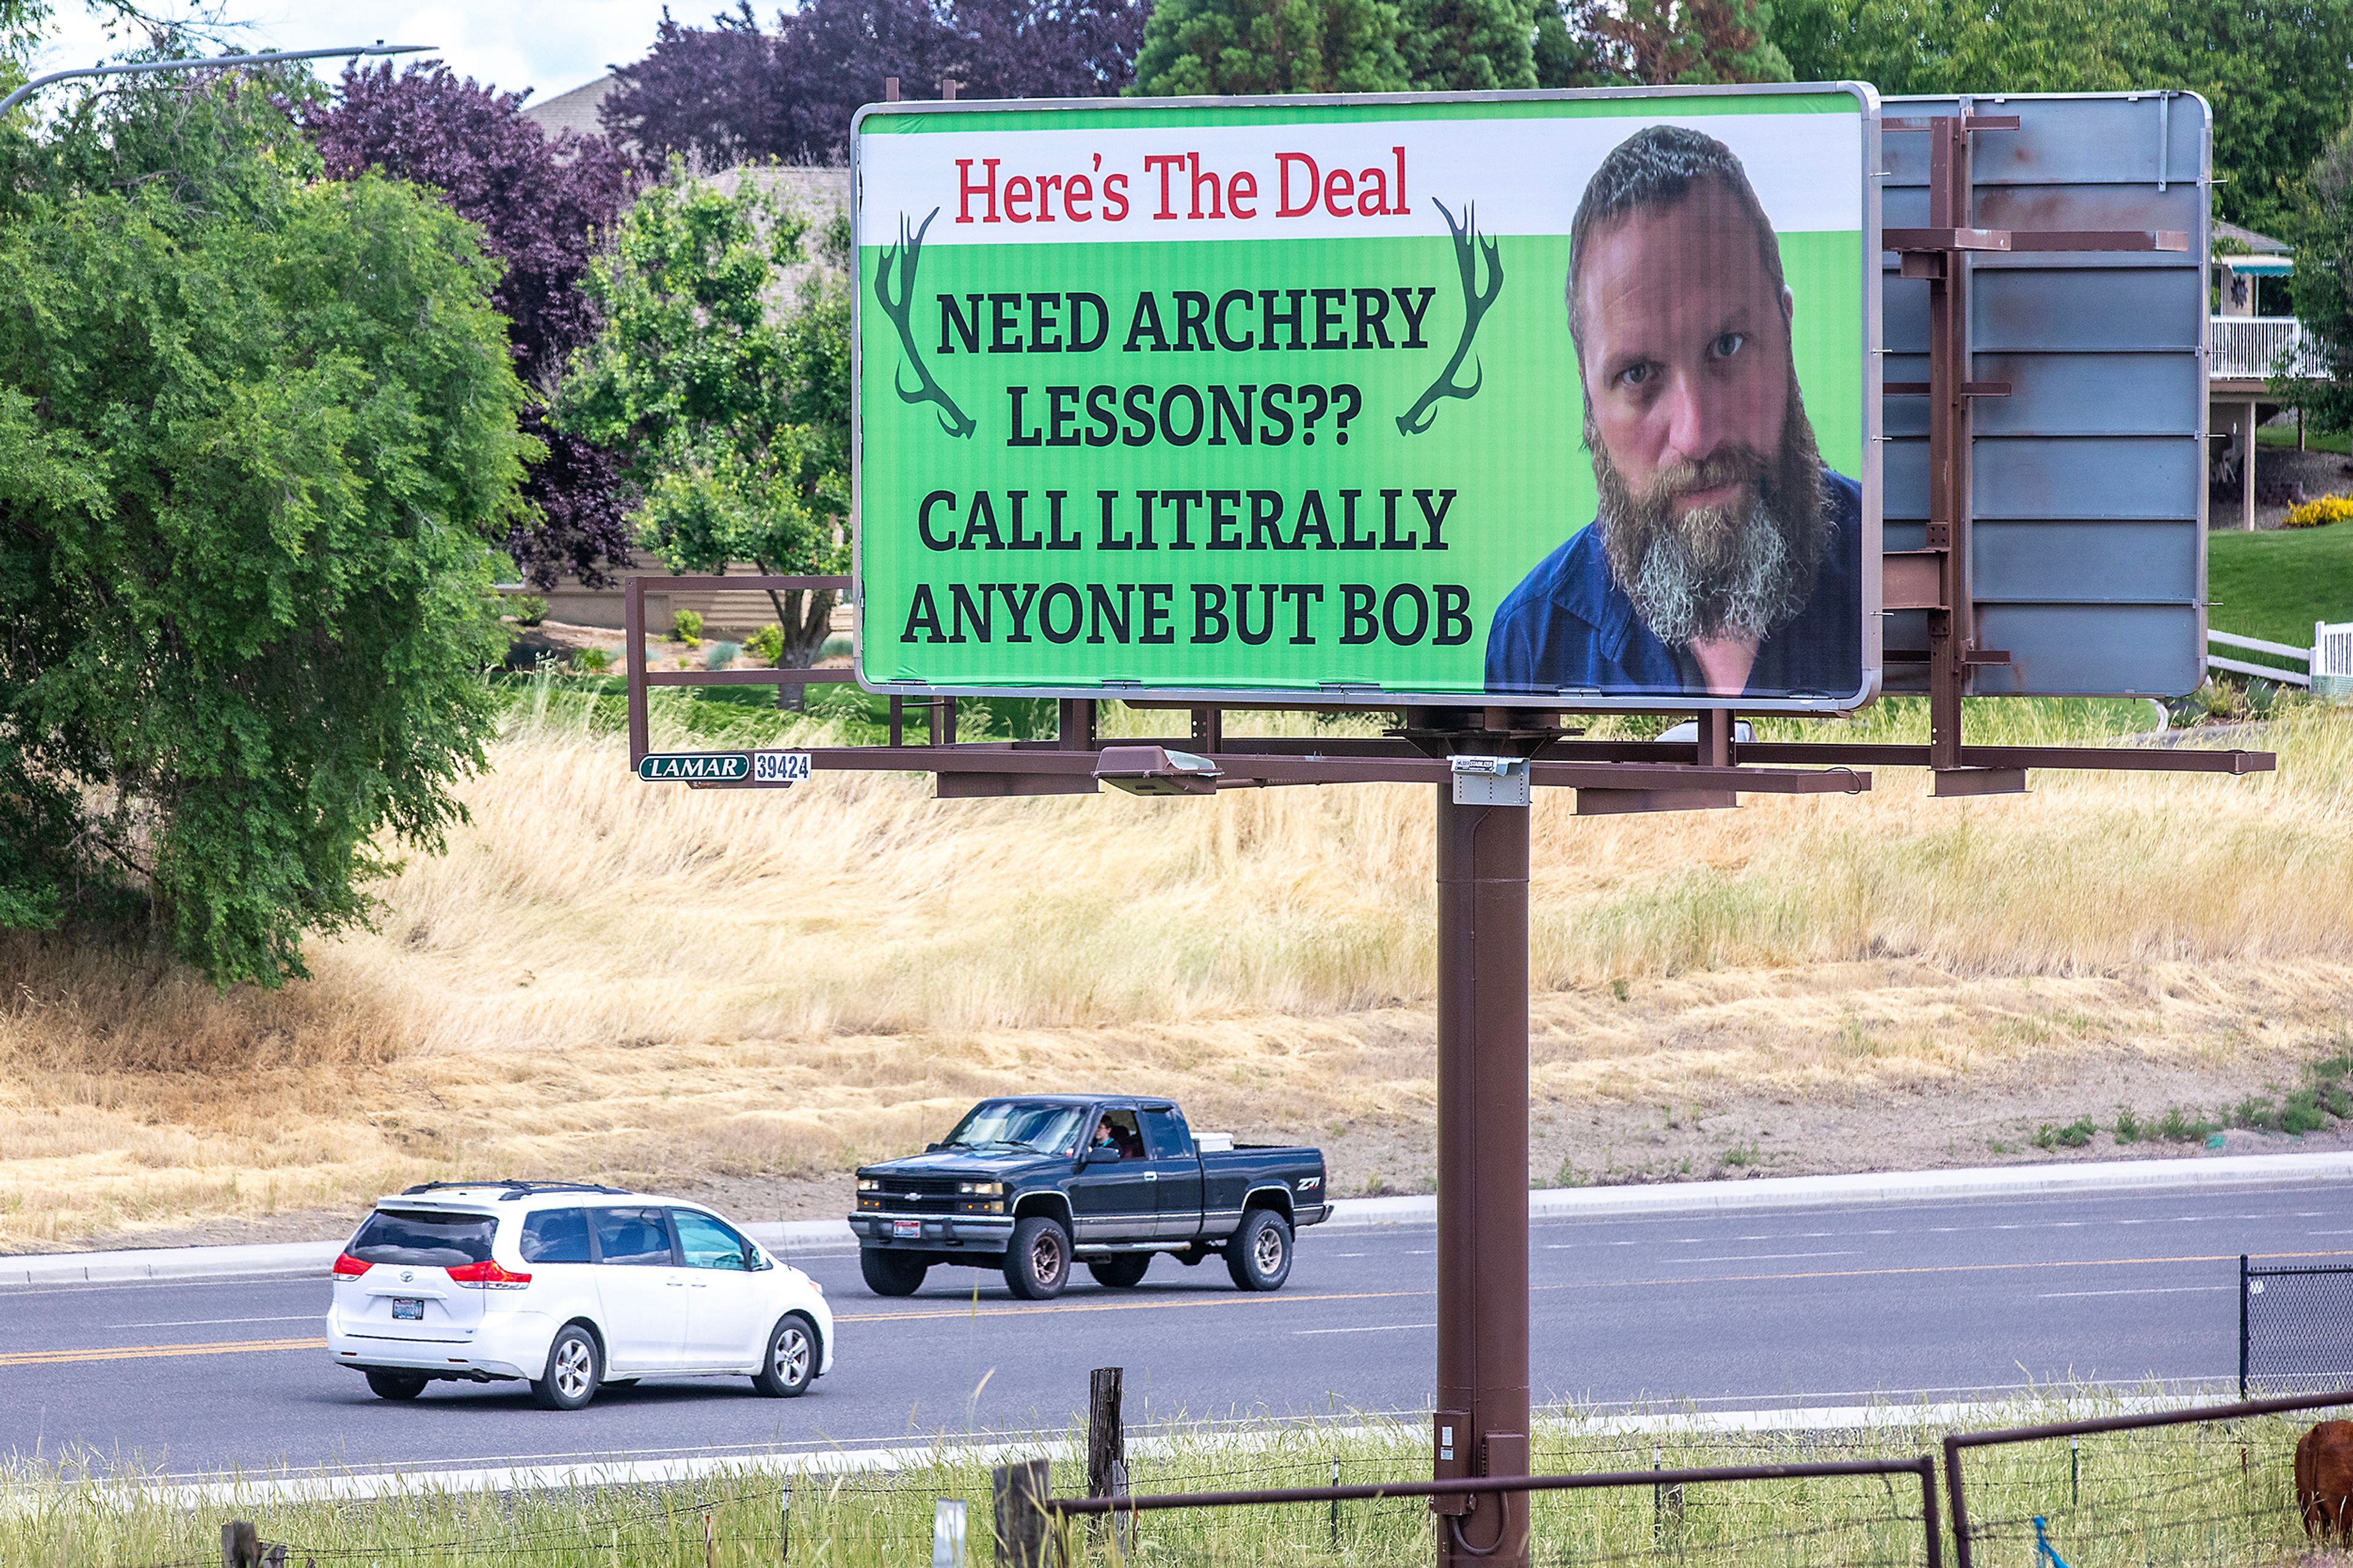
[{"x1": 743, "y1": 1243, "x2": 771, "y2": 1271}]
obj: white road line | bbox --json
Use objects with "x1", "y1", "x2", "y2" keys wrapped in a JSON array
[
  {"x1": 2035, "y1": 1286, "x2": 2234, "y2": 1299},
  {"x1": 1294, "y1": 1323, "x2": 1436, "y2": 1336},
  {"x1": 1661, "y1": 1251, "x2": 1860, "y2": 1264},
  {"x1": 114, "y1": 1314, "x2": 320, "y2": 1328}
]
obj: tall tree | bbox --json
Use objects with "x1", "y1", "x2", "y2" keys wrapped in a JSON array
[
  {"x1": 1574, "y1": 0, "x2": 1790, "y2": 85},
  {"x1": 1770, "y1": 0, "x2": 2353, "y2": 235},
  {"x1": 2279, "y1": 116, "x2": 2353, "y2": 433},
  {"x1": 306, "y1": 63, "x2": 640, "y2": 590},
  {"x1": 1131, "y1": 0, "x2": 1411, "y2": 94},
  {"x1": 601, "y1": 0, "x2": 1146, "y2": 169},
  {"x1": 1398, "y1": 0, "x2": 1539, "y2": 89},
  {"x1": 557, "y1": 172, "x2": 850, "y2": 692},
  {"x1": 0, "y1": 70, "x2": 530, "y2": 985}
]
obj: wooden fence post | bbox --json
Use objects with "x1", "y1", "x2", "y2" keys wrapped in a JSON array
[
  {"x1": 1088, "y1": 1367, "x2": 1127, "y2": 1556},
  {"x1": 221, "y1": 1521, "x2": 257, "y2": 1568},
  {"x1": 991, "y1": 1460, "x2": 1051, "y2": 1568}
]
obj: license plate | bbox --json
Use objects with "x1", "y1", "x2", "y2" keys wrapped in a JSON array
[
  {"x1": 892, "y1": 1218, "x2": 922, "y2": 1239},
  {"x1": 392, "y1": 1298, "x2": 425, "y2": 1321}
]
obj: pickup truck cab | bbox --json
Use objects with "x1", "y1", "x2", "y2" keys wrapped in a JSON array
[{"x1": 849, "y1": 1096, "x2": 1327, "y2": 1300}]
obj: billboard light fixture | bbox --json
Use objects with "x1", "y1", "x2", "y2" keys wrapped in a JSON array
[{"x1": 1094, "y1": 746, "x2": 1222, "y2": 797}]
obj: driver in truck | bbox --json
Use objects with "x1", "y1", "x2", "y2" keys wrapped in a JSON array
[{"x1": 1091, "y1": 1113, "x2": 1142, "y2": 1160}]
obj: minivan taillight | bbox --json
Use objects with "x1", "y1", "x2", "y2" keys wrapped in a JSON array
[
  {"x1": 445, "y1": 1258, "x2": 532, "y2": 1290},
  {"x1": 332, "y1": 1252, "x2": 372, "y2": 1278}
]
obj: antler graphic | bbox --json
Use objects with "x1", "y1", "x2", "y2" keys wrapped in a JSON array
[
  {"x1": 873, "y1": 208, "x2": 976, "y2": 439},
  {"x1": 1397, "y1": 199, "x2": 1504, "y2": 436}
]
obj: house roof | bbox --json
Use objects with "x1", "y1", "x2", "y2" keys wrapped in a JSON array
[{"x1": 521, "y1": 74, "x2": 620, "y2": 144}]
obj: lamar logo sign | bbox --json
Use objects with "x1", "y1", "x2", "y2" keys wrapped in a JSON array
[{"x1": 637, "y1": 752, "x2": 751, "y2": 782}]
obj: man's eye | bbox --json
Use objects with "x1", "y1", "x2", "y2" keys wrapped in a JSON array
[
  {"x1": 1710, "y1": 332, "x2": 1746, "y2": 360},
  {"x1": 1616, "y1": 362, "x2": 1654, "y2": 388}
]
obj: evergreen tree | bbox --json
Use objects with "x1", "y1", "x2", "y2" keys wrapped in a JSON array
[
  {"x1": 1398, "y1": 0, "x2": 1537, "y2": 90},
  {"x1": 1131, "y1": 0, "x2": 1411, "y2": 95}
]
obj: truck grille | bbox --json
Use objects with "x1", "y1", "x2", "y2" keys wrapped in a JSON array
[{"x1": 871, "y1": 1176, "x2": 961, "y2": 1213}]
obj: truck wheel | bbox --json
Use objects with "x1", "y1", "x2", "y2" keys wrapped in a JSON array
[
  {"x1": 1088, "y1": 1255, "x2": 1151, "y2": 1289},
  {"x1": 860, "y1": 1248, "x2": 930, "y2": 1297},
  {"x1": 1004, "y1": 1216, "x2": 1072, "y2": 1300},
  {"x1": 1226, "y1": 1209, "x2": 1293, "y2": 1291}
]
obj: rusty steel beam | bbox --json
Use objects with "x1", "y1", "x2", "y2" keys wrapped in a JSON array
[
  {"x1": 631, "y1": 574, "x2": 852, "y2": 592},
  {"x1": 643, "y1": 668, "x2": 858, "y2": 687}
]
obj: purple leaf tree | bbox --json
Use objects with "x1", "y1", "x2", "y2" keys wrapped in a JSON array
[{"x1": 308, "y1": 62, "x2": 641, "y2": 589}]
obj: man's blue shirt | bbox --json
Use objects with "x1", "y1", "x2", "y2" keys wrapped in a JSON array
[{"x1": 1483, "y1": 468, "x2": 1864, "y2": 700}]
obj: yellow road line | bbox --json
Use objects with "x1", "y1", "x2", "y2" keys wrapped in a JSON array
[
  {"x1": 10, "y1": 1249, "x2": 2349, "y2": 1364},
  {"x1": 0, "y1": 1336, "x2": 327, "y2": 1368}
]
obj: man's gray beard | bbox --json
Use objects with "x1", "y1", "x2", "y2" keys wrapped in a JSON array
[{"x1": 1588, "y1": 384, "x2": 1831, "y2": 647}]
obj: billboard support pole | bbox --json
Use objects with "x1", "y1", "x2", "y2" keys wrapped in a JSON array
[{"x1": 1434, "y1": 752, "x2": 1532, "y2": 1568}]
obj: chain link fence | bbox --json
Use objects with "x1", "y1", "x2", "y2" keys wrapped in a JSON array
[{"x1": 2240, "y1": 1255, "x2": 2353, "y2": 1396}]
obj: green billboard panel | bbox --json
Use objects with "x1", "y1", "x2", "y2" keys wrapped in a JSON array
[{"x1": 853, "y1": 86, "x2": 1881, "y2": 710}]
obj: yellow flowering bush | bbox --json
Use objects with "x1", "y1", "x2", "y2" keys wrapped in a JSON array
[{"x1": 2283, "y1": 494, "x2": 2353, "y2": 528}]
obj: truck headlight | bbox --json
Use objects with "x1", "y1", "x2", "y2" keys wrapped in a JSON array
[
  {"x1": 958, "y1": 1181, "x2": 1004, "y2": 1196},
  {"x1": 857, "y1": 1178, "x2": 880, "y2": 1192}
]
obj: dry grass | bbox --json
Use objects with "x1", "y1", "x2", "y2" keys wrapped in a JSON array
[{"x1": 7, "y1": 694, "x2": 2353, "y2": 1249}]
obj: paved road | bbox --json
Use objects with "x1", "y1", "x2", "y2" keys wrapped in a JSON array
[{"x1": 3, "y1": 1179, "x2": 2346, "y2": 1480}]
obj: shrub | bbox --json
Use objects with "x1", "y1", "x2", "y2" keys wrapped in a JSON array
[
  {"x1": 2033, "y1": 1116, "x2": 2099, "y2": 1150},
  {"x1": 2282, "y1": 494, "x2": 2353, "y2": 528},
  {"x1": 508, "y1": 594, "x2": 547, "y2": 627},
  {"x1": 672, "y1": 608, "x2": 703, "y2": 645},
  {"x1": 2283, "y1": 1090, "x2": 2330, "y2": 1135},
  {"x1": 2114, "y1": 1106, "x2": 2143, "y2": 1143},
  {"x1": 746, "y1": 623, "x2": 784, "y2": 665},
  {"x1": 2153, "y1": 1107, "x2": 2218, "y2": 1143},
  {"x1": 705, "y1": 640, "x2": 740, "y2": 671},
  {"x1": 570, "y1": 646, "x2": 612, "y2": 675}
]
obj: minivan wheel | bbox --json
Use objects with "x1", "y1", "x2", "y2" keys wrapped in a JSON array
[
  {"x1": 1226, "y1": 1209, "x2": 1293, "y2": 1291},
  {"x1": 1088, "y1": 1254, "x2": 1151, "y2": 1289},
  {"x1": 364, "y1": 1369, "x2": 428, "y2": 1401},
  {"x1": 531, "y1": 1323, "x2": 602, "y2": 1411},
  {"x1": 1003, "y1": 1216, "x2": 1071, "y2": 1300},
  {"x1": 752, "y1": 1312, "x2": 819, "y2": 1397},
  {"x1": 860, "y1": 1246, "x2": 930, "y2": 1297}
]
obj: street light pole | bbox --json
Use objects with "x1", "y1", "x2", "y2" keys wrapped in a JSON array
[{"x1": 0, "y1": 41, "x2": 429, "y2": 119}]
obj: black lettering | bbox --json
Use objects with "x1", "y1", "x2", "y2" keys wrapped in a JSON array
[
  {"x1": 1381, "y1": 488, "x2": 1416, "y2": 549},
  {"x1": 1192, "y1": 583, "x2": 1230, "y2": 643},
  {"x1": 918, "y1": 490, "x2": 958, "y2": 551},
  {"x1": 1234, "y1": 583, "x2": 1276, "y2": 645},
  {"x1": 1040, "y1": 583, "x2": 1083, "y2": 643},
  {"x1": 1209, "y1": 384, "x2": 1254, "y2": 446},
  {"x1": 1352, "y1": 287, "x2": 1393, "y2": 349},
  {"x1": 1259, "y1": 288, "x2": 1305, "y2": 350},
  {"x1": 1123, "y1": 293, "x2": 1170, "y2": 352},
  {"x1": 1162, "y1": 490, "x2": 1202, "y2": 550},
  {"x1": 1070, "y1": 292, "x2": 1110, "y2": 352},
  {"x1": 1341, "y1": 584, "x2": 1378, "y2": 644},
  {"x1": 1086, "y1": 582, "x2": 1134, "y2": 643},
  {"x1": 1006, "y1": 385, "x2": 1042, "y2": 447},
  {"x1": 990, "y1": 292, "x2": 1023, "y2": 352},
  {"x1": 1247, "y1": 490, "x2": 1289, "y2": 550},
  {"x1": 1338, "y1": 490, "x2": 1374, "y2": 550},
  {"x1": 1207, "y1": 490, "x2": 1243, "y2": 550},
  {"x1": 1214, "y1": 289, "x2": 1255, "y2": 351},
  {"x1": 961, "y1": 491, "x2": 1005, "y2": 550},
  {"x1": 1292, "y1": 490, "x2": 1335, "y2": 550},
  {"x1": 1415, "y1": 488, "x2": 1457, "y2": 550},
  {"x1": 1006, "y1": 490, "x2": 1040, "y2": 550},
  {"x1": 949, "y1": 583, "x2": 991, "y2": 643},
  {"x1": 1160, "y1": 385, "x2": 1204, "y2": 447},
  {"x1": 1312, "y1": 289, "x2": 1347, "y2": 349},
  {"x1": 1045, "y1": 386, "x2": 1081, "y2": 447},
  {"x1": 1392, "y1": 286, "x2": 1436, "y2": 348},
  {"x1": 1085, "y1": 386, "x2": 1119, "y2": 447},
  {"x1": 1435, "y1": 584, "x2": 1472, "y2": 645},
  {"x1": 1382, "y1": 583, "x2": 1429, "y2": 645},
  {"x1": 1121, "y1": 384, "x2": 1156, "y2": 445},
  {"x1": 1099, "y1": 489, "x2": 1133, "y2": 550},
  {"x1": 1140, "y1": 583, "x2": 1175, "y2": 644},
  {"x1": 1260, "y1": 384, "x2": 1294, "y2": 445},
  {"x1": 1045, "y1": 490, "x2": 1080, "y2": 550},
  {"x1": 1027, "y1": 292, "x2": 1063, "y2": 352},
  {"x1": 1282, "y1": 583, "x2": 1324, "y2": 644},
  {"x1": 940, "y1": 294, "x2": 982, "y2": 354},
  {"x1": 1172, "y1": 290, "x2": 1213, "y2": 351},
  {"x1": 901, "y1": 583, "x2": 945, "y2": 643},
  {"x1": 996, "y1": 582, "x2": 1040, "y2": 641}
]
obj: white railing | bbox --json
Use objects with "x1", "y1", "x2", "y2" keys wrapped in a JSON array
[
  {"x1": 2210, "y1": 316, "x2": 2327, "y2": 381},
  {"x1": 2208, "y1": 628, "x2": 2312, "y2": 687}
]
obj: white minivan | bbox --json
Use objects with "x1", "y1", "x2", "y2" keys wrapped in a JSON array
[{"x1": 327, "y1": 1181, "x2": 832, "y2": 1409}]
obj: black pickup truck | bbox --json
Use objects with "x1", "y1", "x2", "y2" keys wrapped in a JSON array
[{"x1": 848, "y1": 1095, "x2": 1328, "y2": 1299}]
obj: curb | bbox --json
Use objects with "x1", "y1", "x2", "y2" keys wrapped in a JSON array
[{"x1": 8, "y1": 1149, "x2": 2350, "y2": 1287}]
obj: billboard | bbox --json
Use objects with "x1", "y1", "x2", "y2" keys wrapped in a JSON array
[{"x1": 852, "y1": 86, "x2": 1882, "y2": 710}]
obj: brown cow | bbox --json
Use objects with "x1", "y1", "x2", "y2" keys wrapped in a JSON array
[{"x1": 2297, "y1": 1421, "x2": 2353, "y2": 1540}]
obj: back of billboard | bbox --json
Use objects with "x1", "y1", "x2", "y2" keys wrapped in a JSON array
[
  {"x1": 853, "y1": 86, "x2": 1883, "y2": 712},
  {"x1": 1882, "y1": 91, "x2": 2211, "y2": 698}
]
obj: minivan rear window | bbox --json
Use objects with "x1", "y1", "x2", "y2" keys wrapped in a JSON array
[
  {"x1": 349, "y1": 1209, "x2": 496, "y2": 1267},
  {"x1": 520, "y1": 1208, "x2": 593, "y2": 1263}
]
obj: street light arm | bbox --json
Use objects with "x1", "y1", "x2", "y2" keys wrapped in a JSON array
[{"x1": 0, "y1": 42, "x2": 431, "y2": 119}]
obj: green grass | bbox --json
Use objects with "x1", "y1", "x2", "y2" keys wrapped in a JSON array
[
  {"x1": 0, "y1": 1397, "x2": 2324, "y2": 1568},
  {"x1": 2256, "y1": 420, "x2": 2352, "y2": 455},
  {"x1": 2208, "y1": 519, "x2": 2353, "y2": 650}
]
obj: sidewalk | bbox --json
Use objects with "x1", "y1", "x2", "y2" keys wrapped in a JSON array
[{"x1": 9, "y1": 1148, "x2": 2349, "y2": 1287}]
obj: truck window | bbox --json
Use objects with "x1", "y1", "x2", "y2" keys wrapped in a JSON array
[
  {"x1": 1089, "y1": 1108, "x2": 1145, "y2": 1160},
  {"x1": 944, "y1": 1100, "x2": 1093, "y2": 1157},
  {"x1": 1141, "y1": 1107, "x2": 1194, "y2": 1160}
]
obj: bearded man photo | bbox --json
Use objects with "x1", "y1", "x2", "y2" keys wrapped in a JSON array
[{"x1": 1485, "y1": 124, "x2": 1863, "y2": 700}]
